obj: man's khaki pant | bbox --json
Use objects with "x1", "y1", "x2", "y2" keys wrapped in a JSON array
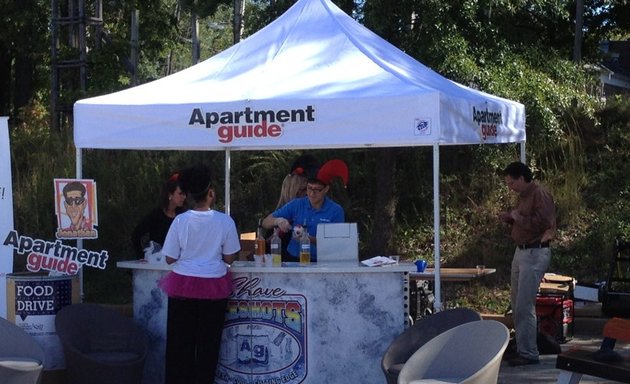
[{"x1": 511, "y1": 247, "x2": 551, "y2": 360}]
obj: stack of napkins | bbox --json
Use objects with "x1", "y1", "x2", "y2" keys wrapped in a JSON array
[{"x1": 361, "y1": 256, "x2": 397, "y2": 267}]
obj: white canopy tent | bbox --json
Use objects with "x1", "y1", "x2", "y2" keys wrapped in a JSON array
[{"x1": 74, "y1": 0, "x2": 526, "y2": 309}]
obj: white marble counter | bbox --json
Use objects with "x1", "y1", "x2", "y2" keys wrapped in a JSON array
[{"x1": 118, "y1": 259, "x2": 412, "y2": 384}]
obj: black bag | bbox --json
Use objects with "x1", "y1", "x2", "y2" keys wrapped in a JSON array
[{"x1": 537, "y1": 331, "x2": 561, "y2": 355}]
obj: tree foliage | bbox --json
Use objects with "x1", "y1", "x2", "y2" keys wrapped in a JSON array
[
  {"x1": 4, "y1": 0, "x2": 630, "y2": 306},
  {"x1": 0, "y1": 0, "x2": 50, "y2": 117},
  {"x1": 360, "y1": 0, "x2": 627, "y2": 277}
]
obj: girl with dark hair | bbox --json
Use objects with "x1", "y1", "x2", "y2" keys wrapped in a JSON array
[
  {"x1": 131, "y1": 173, "x2": 186, "y2": 259},
  {"x1": 159, "y1": 164, "x2": 240, "y2": 384}
]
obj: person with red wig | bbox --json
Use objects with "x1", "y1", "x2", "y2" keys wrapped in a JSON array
[{"x1": 263, "y1": 159, "x2": 348, "y2": 262}]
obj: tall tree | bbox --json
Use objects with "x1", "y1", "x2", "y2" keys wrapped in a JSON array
[{"x1": 361, "y1": 0, "x2": 417, "y2": 255}]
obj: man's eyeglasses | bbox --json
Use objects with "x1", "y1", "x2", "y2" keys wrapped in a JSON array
[
  {"x1": 65, "y1": 196, "x2": 85, "y2": 205},
  {"x1": 306, "y1": 186, "x2": 325, "y2": 194}
]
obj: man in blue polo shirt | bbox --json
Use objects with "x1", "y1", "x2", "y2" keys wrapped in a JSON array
[{"x1": 263, "y1": 159, "x2": 347, "y2": 262}]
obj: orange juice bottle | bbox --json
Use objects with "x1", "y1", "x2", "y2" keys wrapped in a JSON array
[
  {"x1": 270, "y1": 226, "x2": 282, "y2": 265},
  {"x1": 255, "y1": 219, "x2": 266, "y2": 257},
  {"x1": 299, "y1": 226, "x2": 310, "y2": 265}
]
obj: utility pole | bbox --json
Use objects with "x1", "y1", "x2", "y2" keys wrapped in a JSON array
[
  {"x1": 130, "y1": 10, "x2": 139, "y2": 85},
  {"x1": 233, "y1": 0, "x2": 246, "y2": 44},
  {"x1": 51, "y1": 0, "x2": 103, "y2": 131},
  {"x1": 192, "y1": 11, "x2": 200, "y2": 64},
  {"x1": 573, "y1": 0, "x2": 584, "y2": 63}
]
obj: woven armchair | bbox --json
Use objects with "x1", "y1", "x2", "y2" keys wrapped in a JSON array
[{"x1": 55, "y1": 303, "x2": 148, "y2": 384}]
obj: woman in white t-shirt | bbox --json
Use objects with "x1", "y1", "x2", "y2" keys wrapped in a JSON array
[{"x1": 159, "y1": 163, "x2": 240, "y2": 384}]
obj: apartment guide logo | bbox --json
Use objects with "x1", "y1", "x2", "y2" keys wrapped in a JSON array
[
  {"x1": 216, "y1": 276, "x2": 307, "y2": 384},
  {"x1": 472, "y1": 105, "x2": 502, "y2": 140},
  {"x1": 2, "y1": 230, "x2": 109, "y2": 275},
  {"x1": 188, "y1": 105, "x2": 316, "y2": 144}
]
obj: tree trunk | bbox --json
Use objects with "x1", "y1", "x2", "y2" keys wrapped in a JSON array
[
  {"x1": 368, "y1": 148, "x2": 397, "y2": 256},
  {"x1": 0, "y1": 51, "x2": 11, "y2": 116},
  {"x1": 233, "y1": 0, "x2": 245, "y2": 44},
  {"x1": 13, "y1": 52, "x2": 34, "y2": 115}
]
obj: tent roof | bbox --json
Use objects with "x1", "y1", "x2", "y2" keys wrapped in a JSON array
[{"x1": 74, "y1": 0, "x2": 525, "y2": 150}]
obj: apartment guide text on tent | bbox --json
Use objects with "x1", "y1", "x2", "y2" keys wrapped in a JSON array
[{"x1": 188, "y1": 105, "x2": 317, "y2": 143}]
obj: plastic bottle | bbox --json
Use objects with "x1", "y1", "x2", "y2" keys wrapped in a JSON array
[
  {"x1": 270, "y1": 226, "x2": 282, "y2": 266},
  {"x1": 299, "y1": 226, "x2": 311, "y2": 265},
  {"x1": 255, "y1": 219, "x2": 266, "y2": 257}
]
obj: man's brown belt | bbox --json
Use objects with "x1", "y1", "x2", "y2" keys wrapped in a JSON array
[{"x1": 517, "y1": 241, "x2": 550, "y2": 249}]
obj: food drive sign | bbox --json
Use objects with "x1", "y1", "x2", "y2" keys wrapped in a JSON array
[
  {"x1": 7, "y1": 274, "x2": 77, "y2": 370},
  {"x1": 12, "y1": 278, "x2": 73, "y2": 317},
  {"x1": 216, "y1": 276, "x2": 307, "y2": 384}
]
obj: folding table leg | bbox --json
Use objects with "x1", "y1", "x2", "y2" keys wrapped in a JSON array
[{"x1": 556, "y1": 370, "x2": 582, "y2": 384}]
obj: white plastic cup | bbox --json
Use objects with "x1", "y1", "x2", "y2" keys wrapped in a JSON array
[
  {"x1": 254, "y1": 254, "x2": 263, "y2": 265},
  {"x1": 389, "y1": 255, "x2": 400, "y2": 265},
  {"x1": 264, "y1": 254, "x2": 274, "y2": 266}
]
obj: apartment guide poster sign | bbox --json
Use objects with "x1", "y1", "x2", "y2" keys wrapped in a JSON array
[
  {"x1": 1, "y1": 117, "x2": 14, "y2": 318},
  {"x1": 2, "y1": 178, "x2": 108, "y2": 275},
  {"x1": 54, "y1": 178, "x2": 98, "y2": 239},
  {"x1": 217, "y1": 275, "x2": 308, "y2": 383}
]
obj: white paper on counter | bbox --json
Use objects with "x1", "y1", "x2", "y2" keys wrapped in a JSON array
[{"x1": 361, "y1": 256, "x2": 397, "y2": 267}]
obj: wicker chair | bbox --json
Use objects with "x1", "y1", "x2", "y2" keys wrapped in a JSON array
[
  {"x1": 381, "y1": 307, "x2": 482, "y2": 384},
  {"x1": 55, "y1": 303, "x2": 148, "y2": 384},
  {"x1": 0, "y1": 316, "x2": 45, "y2": 384},
  {"x1": 397, "y1": 320, "x2": 510, "y2": 384}
]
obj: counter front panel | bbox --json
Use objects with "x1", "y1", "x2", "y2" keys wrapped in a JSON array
[{"x1": 118, "y1": 260, "x2": 410, "y2": 384}]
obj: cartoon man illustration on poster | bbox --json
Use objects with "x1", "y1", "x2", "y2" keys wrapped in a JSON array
[{"x1": 55, "y1": 179, "x2": 98, "y2": 239}]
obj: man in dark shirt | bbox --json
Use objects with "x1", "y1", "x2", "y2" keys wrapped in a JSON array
[{"x1": 499, "y1": 161, "x2": 556, "y2": 366}]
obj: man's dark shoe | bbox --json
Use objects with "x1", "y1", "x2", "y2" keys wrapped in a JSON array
[
  {"x1": 508, "y1": 355, "x2": 540, "y2": 366},
  {"x1": 502, "y1": 350, "x2": 519, "y2": 360}
]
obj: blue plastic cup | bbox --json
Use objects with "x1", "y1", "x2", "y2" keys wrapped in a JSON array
[{"x1": 414, "y1": 259, "x2": 427, "y2": 272}]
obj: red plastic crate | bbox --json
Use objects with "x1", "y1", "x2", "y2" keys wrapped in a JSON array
[{"x1": 536, "y1": 295, "x2": 574, "y2": 343}]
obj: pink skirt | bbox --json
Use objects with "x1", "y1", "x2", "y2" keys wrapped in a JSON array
[{"x1": 159, "y1": 270, "x2": 233, "y2": 300}]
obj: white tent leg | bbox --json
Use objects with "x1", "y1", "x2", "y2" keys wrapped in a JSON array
[
  {"x1": 520, "y1": 141, "x2": 526, "y2": 163},
  {"x1": 433, "y1": 143, "x2": 442, "y2": 312},
  {"x1": 76, "y1": 148, "x2": 84, "y2": 302},
  {"x1": 225, "y1": 149, "x2": 231, "y2": 215}
]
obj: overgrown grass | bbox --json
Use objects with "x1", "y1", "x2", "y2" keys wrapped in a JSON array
[{"x1": 443, "y1": 281, "x2": 512, "y2": 315}]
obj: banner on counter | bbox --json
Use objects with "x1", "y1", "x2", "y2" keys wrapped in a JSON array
[
  {"x1": 217, "y1": 276, "x2": 308, "y2": 384},
  {"x1": 1, "y1": 116, "x2": 14, "y2": 319},
  {"x1": 54, "y1": 178, "x2": 98, "y2": 239}
]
